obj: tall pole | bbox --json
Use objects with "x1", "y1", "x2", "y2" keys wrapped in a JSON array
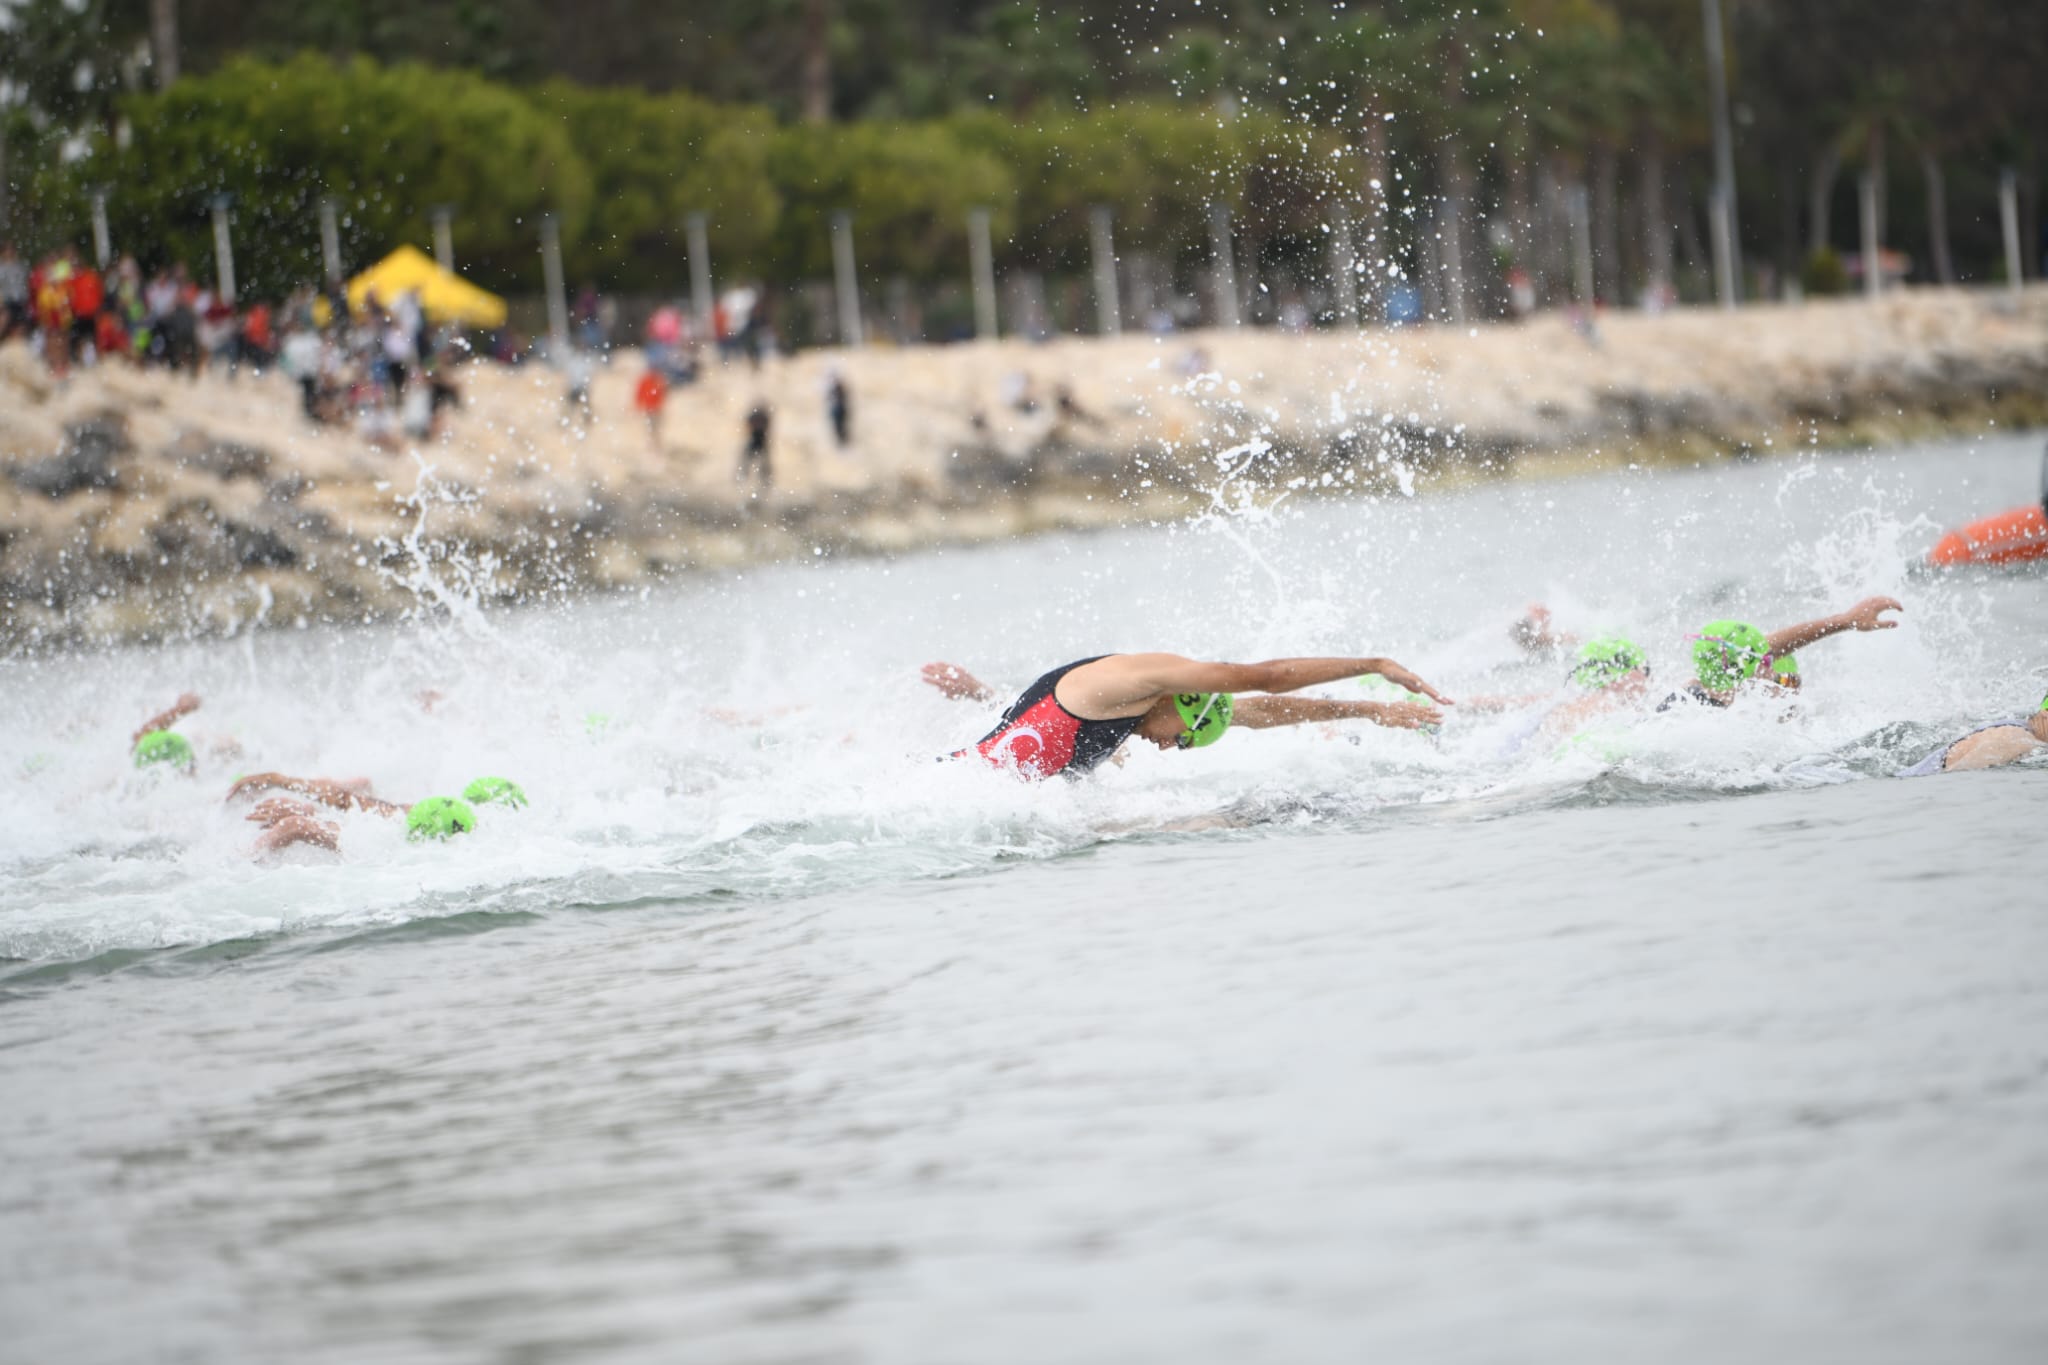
[
  {"x1": 684, "y1": 211, "x2": 713, "y2": 342},
  {"x1": 319, "y1": 196, "x2": 342, "y2": 285},
  {"x1": 539, "y1": 213, "x2": 568, "y2": 357},
  {"x1": 1707, "y1": 186, "x2": 1736, "y2": 309},
  {"x1": 209, "y1": 194, "x2": 236, "y2": 303},
  {"x1": 1089, "y1": 205, "x2": 1122, "y2": 337},
  {"x1": 431, "y1": 205, "x2": 455, "y2": 272},
  {"x1": 830, "y1": 210, "x2": 863, "y2": 347},
  {"x1": 967, "y1": 207, "x2": 998, "y2": 340},
  {"x1": 2000, "y1": 168, "x2": 2025, "y2": 295},
  {"x1": 1859, "y1": 169, "x2": 1882, "y2": 299},
  {"x1": 1208, "y1": 203, "x2": 1241, "y2": 327},
  {"x1": 1701, "y1": 0, "x2": 1741, "y2": 308},
  {"x1": 90, "y1": 189, "x2": 111, "y2": 269},
  {"x1": 1440, "y1": 190, "x2": 1469, "y2": 324},
  {"x1": 1328, "y1": 201, "x2": 1358, "y2": 325},
  {"x1": 1567, "y1": 184, "x2": 1596, "y2": 308}
]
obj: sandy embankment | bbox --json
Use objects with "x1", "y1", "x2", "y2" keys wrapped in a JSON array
[{"x1": 3, "y1": 287, "x2": 2045, "y2": 651}]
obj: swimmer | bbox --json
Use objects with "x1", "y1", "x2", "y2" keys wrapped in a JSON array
[
  {"x1": 231, "y1": 773, "x2": 521, "y2": 854},
  {"x1": 924, "y1": 653, "x2": 1449, "y2": 779},
  {"x1": 133, "y1": 692, "x2": 201, "y2": 748},
  {"x1": 131, "y1": 692, "x2": 204, "y2": 772},
  {"x1": 1899, "y1": 693, "x2": 2048, "y2": 777},
  {"x1": 1466, "y1": 635, "x2": 1656, "y2": 757},
  {"x1": 1669, "y1": 595, "x2": 1902, "y2": 708}
]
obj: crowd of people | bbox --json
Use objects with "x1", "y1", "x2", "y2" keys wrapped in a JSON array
[
  {"x1": 0, "y1": 239, "x2": 469, "y2": 444},
  {"x1": 1, "y1": 242, "x2": 265, "y2": 378}
]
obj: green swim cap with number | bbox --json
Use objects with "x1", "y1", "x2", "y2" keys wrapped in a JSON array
[
  {"x1": 406, "y1": 796, "x2": 477, "y2": 841},
  {"x1": 133, "y1": 730, "x2": 194, "y2": 771},
  {"x1": 1691, "y1": 621, "x2": 1770, "y2": 692},
  {"x1": 462, "y1": 776, "x2": 527, "y2": 809},
  {"x1": 1569, "y1": 636, "x2": 1649, "y2": 690},
  {"x1": 1173, "y1": 692, "x2": 1234, "y2": 749}
]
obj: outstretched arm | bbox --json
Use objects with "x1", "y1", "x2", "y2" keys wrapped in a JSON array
[
  {"x1": 134, "y1": 692, "x2": 201, "y2": 744},
  {"x1": 227, "y1": 772, "x2": 406, "y2": 816},
  {"x1": 1232, "y1": 696, "x2": 1442, "y2": 731},
  {"x1": 1764, "y1": 596, "x2": 1902, "y2": 656},
  {"x1": 1067, "y1": 653, "x2": 1453, "y2": 714},
  {"x1": 920, "y1": 662, "x2": 998, "y2": 703}
]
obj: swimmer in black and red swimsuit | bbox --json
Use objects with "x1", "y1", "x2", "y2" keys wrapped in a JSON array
[
  {"x1": 957, "y1": 657, "x2": 1147, "y2": 778},
  {"x1": 927, "y1": 651, "x2": 1453, "y2": 780}
]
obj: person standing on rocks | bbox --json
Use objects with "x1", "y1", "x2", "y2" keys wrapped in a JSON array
[
  {"x1": 1, "y1": 241, "x2": 33, "y2": 344},
  {"x1": 741, "y1": 402, "x2": 773, "y2": 491},
  {"x1": 825, "y1": 368, "x2": 852, "y2": 448}
]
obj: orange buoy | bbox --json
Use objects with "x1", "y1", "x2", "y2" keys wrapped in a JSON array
[{"x1": 1927, "y1": 503, "x2": 2048, "y2": 567}]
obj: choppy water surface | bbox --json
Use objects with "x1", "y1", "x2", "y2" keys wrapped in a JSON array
[{"x1": 3, "y1": 433, "x2": 2045, "y2": 1362}]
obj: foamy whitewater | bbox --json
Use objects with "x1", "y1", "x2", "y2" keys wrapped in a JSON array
[{"x1": 2, "y1": 433, "x2": 2044, "y2": 1363}]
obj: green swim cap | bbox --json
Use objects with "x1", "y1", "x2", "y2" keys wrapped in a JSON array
[
  {"x1": 406, "y1": 796, "x2": 477, "y2": 841},
  {"x1": 1771, "y1": 653, "x2": 1800, "y2": 682},
  {"x1": 583, "y1": 711, "x2": 612, "y2": 737},
  {"x1": 1173, "y1": 691, "x2": 1234, "y2": 749},
  {"x1": 462, "y1": 776, "x2": 527, "y2": 809},
  {"x1": 1691, "y1": 621, "x2": 1771, "y2": 692},
  {"x1": 1570, "y1": 636, "x2": 1649, "y2": 690},
  {"x1": 133, "y1": 730, "x2": 194, "y2": 771}
]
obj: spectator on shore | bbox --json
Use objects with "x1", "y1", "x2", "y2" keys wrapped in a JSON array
[
  {"x1": 0, "y1": 242, "x2": 29, "y2": 343},
  {"x1": 573, "y1": 284, "x2": 607, "y2": 352},
  {"x1": 196, "y1": 287, "x2": 238, "y2": 373},
  {"x1": 741, "y1": 401, "x2": 773, "y2": 490},
  {"x1": 66, "y1": 253, "x2": 104, "y2": 365},
  {"x1": 825, "y1": 366, "x2": 851, "y2": 447},
  {"x1": 562, "y1": 347, "x2": 595, "y2": 428},
  {"x1": 31, "y1": 248, "x2": 77, "y2": 378},
  {"x1": 634, "y1": 361, "x2": 668, "y2": 451}
]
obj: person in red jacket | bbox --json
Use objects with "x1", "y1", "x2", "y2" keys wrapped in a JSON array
[{"x1": 66, "y1": 256, "x2": 104, "y2": 363}]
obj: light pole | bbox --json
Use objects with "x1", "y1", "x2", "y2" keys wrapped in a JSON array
[
  {"x1": 1089, "y1": 205, "x2": 1121, "y2": 337},
  {"x1": 1701, "y1": 0, "x2": 1741, "y2": 307},
  {"x1": 968, "y1": 207, "x2": 999, "y2": 340},
  {"x1": 209, "y1": 193, "x2": 236, "y2": 303},
  {"x1": 90, "y1": 188, "x2": 111, "y2": 269},
  {"x1": 431, "y1": 205, "x2": 455, "y2": 272},
  {"x1": 319, "y1": 196, "x2": 343, "y2": 286},
  {"x1": 539, "y1": 213, "x2": 568, "y2": 357},
  {"x1": 830, "y1": 210, "x2": 863, "y2": 347},
  {"x1": 684, "y1": 211, "x2": 713, "y2": 342}
]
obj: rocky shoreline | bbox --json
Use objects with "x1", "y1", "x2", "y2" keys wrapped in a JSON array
[{"x1": 4, "y1": 287, "x2": 2046, "y2": 654}]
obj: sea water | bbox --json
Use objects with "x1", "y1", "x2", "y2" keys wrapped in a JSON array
[{"x1": 2, "y1": 433, "x2": 2044, "y2": 1362}]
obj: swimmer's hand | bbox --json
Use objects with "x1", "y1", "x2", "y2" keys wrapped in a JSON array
[
  {"x1": 1843, "y1": 596, "x2": 1904, "y2": 631},
  {"x1": 245, "y1": 796, "x2": 320, "y2": 827},
  {"x1": 254, "y1": 814, "x2": 340, "y2": 854},
  {"x1": 134, "y1": 692, "x2": 202, "y2": 744},
  {"x1": 1366, "y1": 701, "x2": 1444, "y2": 731},
  {"x1": 1764, "y1": 595, "x2": 1905, "y2": 656},
  {"x1": 921, "y1": 662, "x2": 996, "y2": 703},
  {"x1": 1367, "y1": 659, "x2": 1453, "y2": 707}
]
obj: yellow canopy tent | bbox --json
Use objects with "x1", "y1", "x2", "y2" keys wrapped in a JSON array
[{"x1": 346, "y1": 245, "x2": 507, "y2": 329}]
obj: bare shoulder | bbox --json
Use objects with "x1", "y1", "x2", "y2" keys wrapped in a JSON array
[{"x1": 1058, "y1": 654, "x2": 1182, "y2": 717}]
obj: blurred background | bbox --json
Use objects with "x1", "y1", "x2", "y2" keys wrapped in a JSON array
[{"x1": 4, "y1": 0, "x2": 2045, "y2": 346}]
